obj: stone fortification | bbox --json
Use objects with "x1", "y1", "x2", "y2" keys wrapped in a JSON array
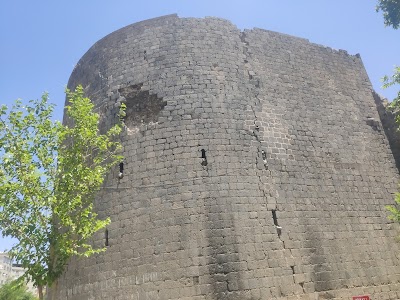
[{"x1": 57, "y1": 15, "x2": 400, "y2": 300}]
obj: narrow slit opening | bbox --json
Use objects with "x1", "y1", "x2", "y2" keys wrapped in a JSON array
[
  {"x1": 201, "y1": 149, "x2": 207, "y2": 166},
  {"x1": 272, "y1": 209, "x2": 278, "y2": 226},
  {"x1": 105, "y1": 229, "x2": 109, "y2": 247},
  {"x1": 118, "y1": 162, "x2": 124, "y2": 179},
  {"x1": 201, "y1": 149, "x2": 206, "y2": 159},
  {"x1": 272, "y1": 209, "x2": 282, "y2": 236}
]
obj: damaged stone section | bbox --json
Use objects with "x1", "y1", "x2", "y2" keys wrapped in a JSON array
[
  {"x1": 118, "y1": 84, "x2": 166, "y2": 127},
  {"x1": 373, "y1": 91, "x2": 400, "y2": 171}
]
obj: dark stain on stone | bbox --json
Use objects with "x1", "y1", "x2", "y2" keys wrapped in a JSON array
[
  {"x1": 118, "y1": 84, "x2": 166, "y2": 127},
  {"x1": 304, "y1": 224, "x2": 333, "y2": 293},
  {"x1": 204, "y1": 196, "x2": 242, "y2": 300}
]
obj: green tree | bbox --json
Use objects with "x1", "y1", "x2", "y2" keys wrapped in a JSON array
[
  {"x1": 378, "y1": 1, "x2": 400, "y2": 228},
  {"x1": 376, "y1": 0, "x2": 400, "y2": 29},
  {"x1": 0, "y1": 86, "x2": 124, "y2": 300},
  {"x1": 0, "y1": 280, "x2": 38, "y2": 300},
  {"x1": 384, "y1": 67, "x2": 400, "y2": 222},
  {"x1": 384, "y1": 66, "x2": 400, "y2": 109},
  {"x1": 377, "y1": 0, "x2": 400, "y2": 114}
]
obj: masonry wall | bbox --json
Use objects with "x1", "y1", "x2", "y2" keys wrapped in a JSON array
[{"x1": 57, "y1": 15, "x2": 400, "y2": 300}]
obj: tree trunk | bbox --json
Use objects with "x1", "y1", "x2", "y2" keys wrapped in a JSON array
[
  {"x1": 47, "y1": 279, "x2": 59, "y2": 300},
  {"x1": 48, "y1": 240, "x2": 58, "y2": 300},
  {"x1": 38, "y1": 285, "x2": 43, "y2": 300}
]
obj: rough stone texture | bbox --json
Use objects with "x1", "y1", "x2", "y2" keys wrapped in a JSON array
[
  {"x1": 57, "y1": 15, "x2": 400, "y2": 300},
  {"x1": 374, "y1": 92, "x2": 400, "y2": 171}
]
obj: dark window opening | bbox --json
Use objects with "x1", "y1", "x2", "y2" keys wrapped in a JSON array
[
  {"x1": 272, "y1": 209, "x2": 282, "y2": 237},
  {"x1": 201, "y1": 149, "x2": 206, "y2": 159},
  {"x1": 201, "y1": 149, "x2": 207, "y2": 166},
  {"x1": 272, "y1": 210, "x2": 278, "y2": 226},
  {"x1": 118, "y1": 162, "x2": 124, "y2": 179},
  {"x1": 105, "y1": 229, "x2": 109, "y2": 247}
]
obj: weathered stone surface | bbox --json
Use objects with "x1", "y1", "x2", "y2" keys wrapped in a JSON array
[
  {"x1": 374, "y1": 91, "x2": 400, "y2": 171},
  {"x1": 58, "y1": 15, "x2": 400, "y2": 300}
]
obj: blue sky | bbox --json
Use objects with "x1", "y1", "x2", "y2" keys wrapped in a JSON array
[{"x1": 0, "y1": 0, "x2": 399, "y2": 251}]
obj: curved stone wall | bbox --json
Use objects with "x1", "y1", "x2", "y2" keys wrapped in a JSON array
[{"x1": 57, "y1": 15, "x2": 400, "y2": 300}]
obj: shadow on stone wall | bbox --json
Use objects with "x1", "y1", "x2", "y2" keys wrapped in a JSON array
[{"x1": 373, "y1": 90, "x2": 400, "y2": 172}]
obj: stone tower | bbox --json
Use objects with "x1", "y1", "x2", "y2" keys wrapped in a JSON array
[{"x1": 57, "y1": 15, "x2": 400, "y2": 300}]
